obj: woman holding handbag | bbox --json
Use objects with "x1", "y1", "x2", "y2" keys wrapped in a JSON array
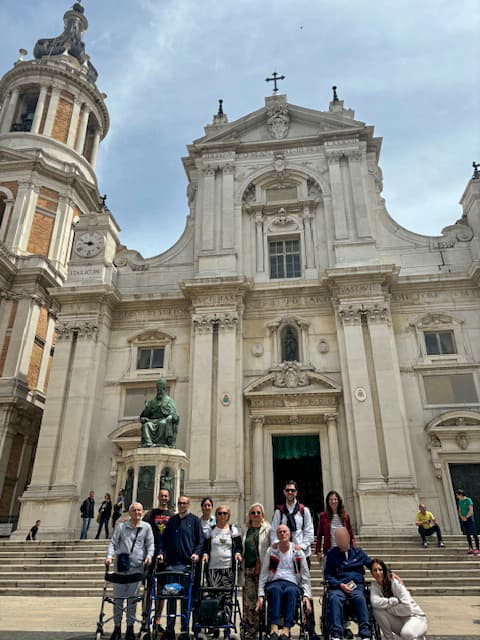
[
  {"x1": 95, "y1": 493, "x2": 112, "y2": 539},
  {"x1": 242, "y1": 503, "x2": 271, "y2": 640}
]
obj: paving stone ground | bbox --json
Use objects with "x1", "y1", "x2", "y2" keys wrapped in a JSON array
[{"x1": 0, "y1": 596, "x2": 478, "y2": 638}]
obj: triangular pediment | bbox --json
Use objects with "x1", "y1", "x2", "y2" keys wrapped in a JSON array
[
  {"x1": 0, "y1": 147, "x2": 31, "y2": 164},
  {"x1": 195, "y1": 101, "x2": 365, "y2": 146},
  {"x1": 244, "y1": 364, "x2": 341, "y2": 396}
]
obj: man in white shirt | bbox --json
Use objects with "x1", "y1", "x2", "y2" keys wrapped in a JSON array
[{"x1": 271, "y1": 480, "x2": 314, "y2": 566}]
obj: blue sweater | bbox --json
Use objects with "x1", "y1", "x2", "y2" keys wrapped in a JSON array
[
  {"x1": 324, "y1": 546, "x2": 373, "y2": 589},
  {"x1": 160, "y1": 512, "x2": 204, "y2": 566}
]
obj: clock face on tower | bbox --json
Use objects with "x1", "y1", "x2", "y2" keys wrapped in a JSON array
[{"x1": 74, "y1": 231, "x2": 105, "y2": 258}]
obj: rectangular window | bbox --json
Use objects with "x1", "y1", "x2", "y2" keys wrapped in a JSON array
[
  {"x1": 124, "y1": 386, "x2": 156, "y2": 417},
  {"x1": 424, "y1": 331, "x2": 456, "y2": 355},
  {"x1": 269, "y1": 239, "x2": 301, "y2": 279},
  {"x1": 137, "y1": 347, "x2": 165, "y2": 369},
  {"x1": 423, "y1": 373, "x2": 478, "y2": 405}
]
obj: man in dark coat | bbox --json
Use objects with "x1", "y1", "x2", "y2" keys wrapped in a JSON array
[{"x1": 80, "y1": 490, "x2": 95, "y2": 539}]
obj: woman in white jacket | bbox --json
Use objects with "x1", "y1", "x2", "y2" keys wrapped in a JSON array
[{"x1": 370, "y1": 558, "x2": 428, "y2": 640}]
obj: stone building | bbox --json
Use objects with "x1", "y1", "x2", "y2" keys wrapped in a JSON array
[{"x1": 2, "y1": 5, "x2": 480, "y2": 539}]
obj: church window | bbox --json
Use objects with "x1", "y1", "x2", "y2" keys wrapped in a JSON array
[
  {"x1": 269, "y1": 238, "x2": 301, "y2": 279},
  {"x1": 137, "y1": 347, "x2": 165, "y2": 370},
  {"x1": 0, "y1": 193, "x2": 6, "y2": 228},
  {"x1": 281, "y1": 325, "x2": 299, "y2": 362},
  {"x1": 424, "y1": 331, "x2": 456, "y2": 355},
  {"x1": 11, "y1": 90, "x2": 39, "y2": 132},
  {"x1": 423, "y1": 373, "x2": 478, "y2": 405}
]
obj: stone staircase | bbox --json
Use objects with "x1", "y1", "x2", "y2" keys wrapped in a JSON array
[{"x1": 0, "y1": 536, "x2": 478, "y2": 597}]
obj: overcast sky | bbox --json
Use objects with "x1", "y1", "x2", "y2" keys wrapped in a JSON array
[{"x1": 1, "y1": 1, "x2": 479, "y2": 258}]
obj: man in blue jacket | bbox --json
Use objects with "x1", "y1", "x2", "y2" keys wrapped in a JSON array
[
  {"x1": 158, "y1": 496, "x2": 204, "y2": 634},
  {"x1": 324, "y1": 527, "x2": 372, "y2": 640}
]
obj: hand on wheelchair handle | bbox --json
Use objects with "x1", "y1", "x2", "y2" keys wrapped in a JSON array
[
  {"x1": 255, "y1": 596, "x2": 264, "y2": 612},
  {"x1": 191, "y1": 554, "x2": 199, "y2": 563},
  {"x1": 302, "y1": 596, "x2": 312, "y2": 614}
]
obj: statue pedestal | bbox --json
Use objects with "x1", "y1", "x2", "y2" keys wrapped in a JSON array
[{"x1": 119, "y1": 447, "x2": 189, "y2": 512}]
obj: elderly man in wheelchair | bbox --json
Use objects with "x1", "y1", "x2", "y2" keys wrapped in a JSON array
[
  {"x1": 255, "y1": 524, "x2": 312, "y2": 640},
  {"x1": 323, "y1": 527, "x2": 378, "y2": 640}
]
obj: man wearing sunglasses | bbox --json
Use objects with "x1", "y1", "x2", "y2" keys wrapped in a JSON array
[{"x1": 271, "y1": 480, "x2": 314, "y2": 567}]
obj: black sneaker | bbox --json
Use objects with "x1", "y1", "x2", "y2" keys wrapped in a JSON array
[
  {"x1": 125, "y1": 625, "x2": 135, "y2": 640},
  {"x1": 109, "y1": 628, "x2": 121, "y2": 640},
  {"x1": 344, "y1": 628, "x2": 354, "y2": 639},
  {"x1": 423, "y1": 541, "x2": 428, "y2": 548},
  {"x1": 438, "y1": 541, "x2": 445, "y2": 548}
]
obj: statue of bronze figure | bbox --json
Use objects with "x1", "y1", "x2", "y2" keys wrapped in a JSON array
[{"x1": 140, "y1": 379, "x2": 179, "y2": 448}]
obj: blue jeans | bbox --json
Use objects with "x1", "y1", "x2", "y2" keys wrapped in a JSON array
[
  {"x1": 267, "y1": 579, "x2": 301, "y2": 629},
  {"x1": 80, "y1": 517, "x2": 91, "y2": 540},
  {"x1": 328, "y1": 587, "x2": 371, "y2": 638},
  {"x1": 95, "y1": 514, "x2": 110, "y2": 539}
]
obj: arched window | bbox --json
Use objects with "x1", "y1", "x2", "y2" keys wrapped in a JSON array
[
  {"x1": 0, "y1": 193, "x2": 6, "y2": 228},
  {"x1": 281, "y1": 325, "x2": 299, "y2": 362}
]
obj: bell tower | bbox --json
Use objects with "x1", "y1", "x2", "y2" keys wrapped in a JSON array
[{"x1": 0, "y1": 3, "x2": 108, "y2": 533}]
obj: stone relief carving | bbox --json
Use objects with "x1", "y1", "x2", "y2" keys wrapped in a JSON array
[
  {"x1": 56, "y1": 320, "x2": 98, "y2": 340},
  {"x1": 266, "y1": 103, "x2": 290, "y2": 139},
  {"x1": 115, "y1": 249, "x2": 149, "y2": 271},
  {"x1": 273, "y1": 153, "x2": 287, "y2": 174},
  {"x1": 307, "y1": 178, "x2": 322, "y2": 199},
  {"x1": 192, "y1": 312, "x2": 239, "y2": 333},
  {"x1": 272, "y1": 361, "x2": 309, "y2": 388},
  {"x1": 243, "y1": 183, "x2": 256, "y2": 204},
  {"x1": 456, "y1": 432, "x2": 469, "y2": 450},
  {"x1": 186, "y1": 182, "x2": 197, "y2": 206},
  {"x1": 251, "y1": 343, "x2": 264, "y2": 357},
  {"x1": 338, "y1": 303, "x2": 388, "y2": 325},
  {"x1": 318, "y1": 339, "x2": 329, "y2": 354}
]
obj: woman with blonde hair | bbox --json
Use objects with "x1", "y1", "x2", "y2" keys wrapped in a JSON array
[
  {"x1": 242, "y1": 503, "x2": 271, "y2": 640},
  {"x1": 202, "y1": 504, "x2": 242, "y2": 588}
]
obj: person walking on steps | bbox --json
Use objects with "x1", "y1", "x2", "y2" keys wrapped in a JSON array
[{"x1": 456, "y1": 489, "x2": 480, "y2": 555}]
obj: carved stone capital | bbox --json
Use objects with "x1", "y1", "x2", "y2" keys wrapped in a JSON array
[
  {"x1": 217, "y1": 312, "x2": 239, "y2": 331},
  {"x1": 203, "y1": 166, "x2": 216, "y2": 177},
  {"x1": 55, "y1": 320, "x2": 98, "y2": 340},
  {"x1": 222, "y1": 163, "x2": 234, "y2": 175}
]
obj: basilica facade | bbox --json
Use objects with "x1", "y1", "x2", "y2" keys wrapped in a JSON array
[{"x1": 1, "y1": 5, "x2": 479, "y2": 539}]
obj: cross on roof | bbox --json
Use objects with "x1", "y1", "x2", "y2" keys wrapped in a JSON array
[{"x1": 265, "y1": 71, "x2": 285, "y2": 94}]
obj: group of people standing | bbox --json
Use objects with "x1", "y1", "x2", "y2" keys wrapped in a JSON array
[{"x1": 80, "y1": 490, "x2": 125, "y2": 540}]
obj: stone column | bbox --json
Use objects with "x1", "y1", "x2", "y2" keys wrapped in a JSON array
[
  {"x1": 222, "y1": 164, "x2": 234, "y2": 249},
  {"x1": 188, "y1": 315, "x2": 214, "y2": 481},
  {"x1": 303, "y1": 207, "x2": 315, "y2": 269},
  {"x1": 66, "y1": 98, "x2": 82, "y2": 147},
  {"x1": 0, "y1": 296, "x2": 14, "y2": 358},
  {"x1": 326, "y1": 414, "x2": 343, "y2": 494},
  {"x1": 2, "y1": 296, "x2": 41, "y2": 380},
  {"x1": 215, "y1": 313, "x2": 240, "y2": 486},
  {"x1": 16, "y1": 307, "x2": 115, "y2": 539},
  {"x1": 89, "y1": 129, "x2": 102, "y2": 168},
  {"x1": 366, "y1": 307, "x2": 416, "y2": 487},
  {"x1": 0, "y1": 412, "x2": 14, "y2": 503},
  {"x1": 0, "y1": 87, "x2": 20, "y2": 134},
  {"x1": 30, "y1": 85, "x2": 48, "y2": 135},
  {"x1": 251, "y1": 416, "x2": 265, "y2": 503},
  {"x1": 201, "y1": 167, "x2": 216, "y2": 250},
  {"x1": 14, "y1": 184, "x2": 40, "y2": 253},
  {"x1": 255, "y1": 212, "x2": 264, "y2": 273},
  {"x1": 337, "y1": 306, "x2": 383, "y2": 485},
  {"x1": 326, "y1": 153, "x2": 349, "y2": 240},
  {"x1": 42, "y1": 86, "x2": 61, "y2": 137},
  {"x1": 48, "y1": 196, "x2": 72, "y2": 266},
  {"x1": 348, "y1": 152, "x2": 371, "y2": 238},
  {"x1": 35, "y1": 311, "x2": 56, "y2": 393},
  {"x1": 0, "y1": 197, "x2": 14, "y2": 242},
  {"x1": 75, "y1": 105, "x2": 90, "y2": 154}
]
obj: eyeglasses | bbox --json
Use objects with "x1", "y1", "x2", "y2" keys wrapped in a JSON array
[
  {"x1": 285, "y1": 488, "x2": 297, "y2": 493},
  {"x1": 217, "y1": 511, "x2": 229, "y2": 516},
  {"x1": 250, "y1": 511, "x2": 262, "y2": 515}
]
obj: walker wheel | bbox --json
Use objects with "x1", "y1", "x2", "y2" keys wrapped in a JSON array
[
  {"x1": 229, "y1": 633, "x2": 240, "y2": 640},
  {"x1": 95, "y1": 632, "x2": 102, "y2": 640}
]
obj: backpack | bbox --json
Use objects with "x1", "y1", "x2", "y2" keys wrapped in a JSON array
[{"x1": 277, "y1": 503, "x2": 306, "y2": 528}]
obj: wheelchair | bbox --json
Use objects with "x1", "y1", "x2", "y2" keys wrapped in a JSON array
[
  {"x1": 258, "y1": 583, "x2": 315, "y2": 640},
  {"x1": 319, "y1": 581, "x2": 381, "y2": 640}
]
